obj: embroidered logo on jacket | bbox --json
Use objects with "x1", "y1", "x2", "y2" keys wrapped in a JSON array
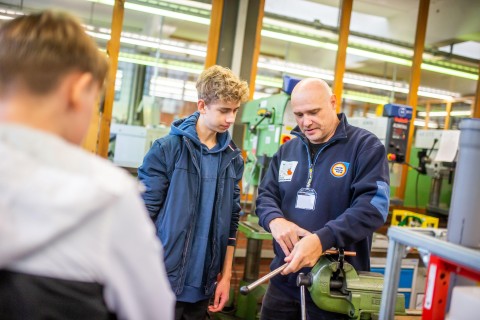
[
  {"x1": 330, "y1": 162, "x2": 349, "y2": 178},
  {"x1": 279, "y1": 161, "x2": 298, "y2": 182}
]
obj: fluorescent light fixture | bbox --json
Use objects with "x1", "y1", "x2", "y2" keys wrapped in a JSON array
[
  {"x1": 257, "y1": 57, "x2": 334, "y2": 81},
  {"x1": 0, "y1": 8, "x2": 23, "y2": 20},
  {"x1": 261, "y1": 30, "x2": 477, "y2": 80},
  {"x1": 149, "y1": 76, "x2": 197, "y2": 102},
  {"x1": 262, "y1": 30, "x2": 338, "y2": 51},
  {"x1": 343, "y1": 90, "x2": 389, "y2": 105},
  {"x1": 417, "y1": 111, "x2": 472, "y2": 117},
  {"x1": 87, "y1": 29, "x2": 206, "y2": 57},
  {"x1": 115, "y1": 69, "x2": 123, "y2": 91},
  {"x1": 257, "y1": 58, "x2": 461, "y2": 100},
  {"x1": 255, "y1": 75, "x2": 390, "y2": 105},
  {"x1": 86, "y1": 0, "x2": 478, "y2": 80},
  {"x1": 263, "y1": 17, "x2": 338, "y2": 40},
  {"x1": 421, "y1": 63, "x2": 478, "y2": 80},
  {"x1": 103, "y1": 51, "x2": 461, "y2": 102},
  {"x1": 414, "y1": 119, "x2": 439, "y2": 128},
  {"x1": 87, "y1": 0, "x2": 210, "y2": 25},
  {"x1": 117, "y1": 52, "x2": 204, "y2": 75}
]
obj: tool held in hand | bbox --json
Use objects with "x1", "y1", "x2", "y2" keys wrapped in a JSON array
[
  {"x1": 239, "y1": 249, "x2": 355, "y2": 295},
  {"x1": 296, "y1": 248, "x2": 406, "y2": 319},
  {"x1": 242, "y1": 248, "x2": 406, "y2": 319}
]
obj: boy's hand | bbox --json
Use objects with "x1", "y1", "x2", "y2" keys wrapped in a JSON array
[{"x1": 208, "y1": 273, "x2": 231, "y2": 313}]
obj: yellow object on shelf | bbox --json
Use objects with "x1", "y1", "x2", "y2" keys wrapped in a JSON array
[{"x1": 391, "y1": 210, "x2": 439, "y2": 228}]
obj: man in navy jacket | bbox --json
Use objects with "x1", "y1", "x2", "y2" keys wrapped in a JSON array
[
  {"x1": 256, "y1": 78, "x2": 389, "y2": 319},
  {"x1": 138, "y1": 65, "x2": 249, "y2": 320}
]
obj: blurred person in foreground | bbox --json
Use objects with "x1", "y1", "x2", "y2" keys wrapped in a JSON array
[
  {"x1": 0, "y1": 10, "x2": 174, "y2": 319},
  {"x1": 256, "y1": 78, "x2": 390, "y2": 319}
]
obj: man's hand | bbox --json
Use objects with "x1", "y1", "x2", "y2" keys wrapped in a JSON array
[
  {"x1": 269, "y1": 218, "x2": 311, "y2": 256},
  {"x1": 208, "y1": 273, "x2": 231, "y2": 313},
  {"x1": 282, "y1": 233, "x2": 323, "y2": 275}
]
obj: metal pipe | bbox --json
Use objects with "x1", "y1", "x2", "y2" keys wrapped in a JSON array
[
  {"x1": 240, "y1": 250, "x2": 356, "y2": 294},
  {"x1": 240, "y1": 263, "x2": 287, "y2": 295}
]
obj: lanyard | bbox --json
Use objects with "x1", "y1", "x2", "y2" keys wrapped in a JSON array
[{"x1": 306, "y1": 164, "x2": 313, "y2": 188}]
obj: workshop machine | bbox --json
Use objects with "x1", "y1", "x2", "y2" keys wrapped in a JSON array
[
  {"x1": 414, "y1": 129, "x2": 459, "y2": 216},
  {"x1": 349, "y1": 103, "x2": 413, "y2": 165},
  {"x1": 241, "y1": 251, "x2": 406, "y2": 320},
  {"x1": 234, "y1": 77, "x2": 299, "y2": 320}
]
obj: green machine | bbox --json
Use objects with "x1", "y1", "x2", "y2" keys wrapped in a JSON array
[
  {"x1": 241, "y1": 92, "x2": 297, "y2": 188},
  {"x1": 234, "y1": 80, "x2": 299, "y2": 319},
  {"x1": 241, "y1": 253, "x2": 406, "y2": 320}
]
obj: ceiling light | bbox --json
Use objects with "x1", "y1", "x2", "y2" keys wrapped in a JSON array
[
  {"x1": 255, "y1": 75, "x2": 390, "y2": 105},
  {"x1": 117, "y1": 52, "x2": 204, "y2": 74},
  {"x1": 87, "y1": 0, "x2": 210, "y2": 25},
  {"x1": 343, "y1": 90, "x2": 390, "y2": 105},
  {"x1": 86, "y1": 0, "x2": 478, "y2": 80},
  {"x1": 257, "y1": 58, "x2": 461, "y2": 100},
  {"x1": 417, "y1": 111, "x2": 472, "y2": 117},
  {"x1": 87, "y1": 29, "x2": 206, "y2": 57},
  {"x1": 414, "y1": 119, "x2": 439, "y2": 128}
]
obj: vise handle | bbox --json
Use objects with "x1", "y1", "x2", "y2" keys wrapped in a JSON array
[{"x1": 240, "y1": 249, "x2": 355, "y2": 294}]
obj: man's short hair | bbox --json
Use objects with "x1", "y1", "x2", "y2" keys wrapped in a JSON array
[
  {"x1": 196, "y1": 65, "x2": 249, "y2": 105},
  {"x1": 0, "y1": 10, "x2": 108, "y2": 95}
]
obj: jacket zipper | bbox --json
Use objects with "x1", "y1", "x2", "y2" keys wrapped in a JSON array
[
  {"x1": 204, "y1": 149, "x2": 240, "y2": 293},
  {"x1": 176, "y1": 138, "x2": 201, "y2": 294}
]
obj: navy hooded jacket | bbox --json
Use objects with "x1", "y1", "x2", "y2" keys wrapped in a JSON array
[
  {"x1": 256, "y1": 113, "x2": 389, "y2": 299},
  {"x1": 138, "y1": 112, "x2": 244, "y2": 297}
]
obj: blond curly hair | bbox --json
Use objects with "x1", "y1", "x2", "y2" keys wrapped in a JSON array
[{"x1": 196, "y1": 65, "x2": 249, "y2": 105}]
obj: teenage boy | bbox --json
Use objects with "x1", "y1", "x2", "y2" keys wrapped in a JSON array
[{"x1": 138, "y1": 65, "x2": 249, "y2": 320}]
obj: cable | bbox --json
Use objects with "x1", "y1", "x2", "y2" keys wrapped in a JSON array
[{"x1": 415, "y1": 171, "x2": 420, "y2": 209}]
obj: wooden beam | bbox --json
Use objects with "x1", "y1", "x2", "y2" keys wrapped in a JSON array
[
  {"x1": 396, "y1": 0, "x2": 430, "y2": 200},
  {"x1": 474, "y1": 63, "x2": 480, "y2": 118},
  {"x1": 97, "y1": 0, "x2": 125, "y2": 158},
  {"x1": 205, "y1": 0, "x2": 224, "y2": 68},
  {"x1": 247, "y1": 0, "x2": 265, "y2": 100},
  {"x1": 444, "y1": 101, "x2": 452, "y2": 129},
  {"x1": 333, "y1": 0, "x2": 353, "y2": 113}
]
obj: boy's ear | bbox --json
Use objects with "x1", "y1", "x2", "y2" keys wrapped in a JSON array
[
  {"x1": 197, "y1": 99, "x2": 206, "y2": 114},
  {"x1": 69, "y1": 72, "x2": 94, "y2": 111}
]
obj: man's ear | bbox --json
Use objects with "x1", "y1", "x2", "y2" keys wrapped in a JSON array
[
  {"x1": 197, "y1": 99, "x2": 206, "y2": 114},
  {"x1": 69, "y1": 72, "x2": 94, "y2": 112},
  {"x1": 330, "y1": 94, "x2": 337, "y2": 110}
]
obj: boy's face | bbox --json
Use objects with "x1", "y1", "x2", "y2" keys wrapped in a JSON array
[{"x1": 200, "y1": 100, "x2": 240, "y2": 133}]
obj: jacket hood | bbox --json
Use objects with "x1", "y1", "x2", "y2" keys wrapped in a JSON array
[
  {"x1": 170, "y1": 112, "x2": 231, "y2": 153},
  {"x1": 0, "y1": 124, "x2": 137, "y2": 267}
]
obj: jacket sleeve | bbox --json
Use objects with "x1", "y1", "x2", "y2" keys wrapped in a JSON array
[
  {"x1": 255, "y1": 151, "x2": 286, "y2": 232},
  {"x1": 228, "y1": 156, "x2": 244, "y2": 246},
  {"x1": 315, "y1": 141, "x2": 390, "y2": 250},
  {"x1": 137, "y1": 139, "x2": 170, "y2": 221},
  {"x1": 103, "y1": 187, "x2": 175, "y2": 320}
]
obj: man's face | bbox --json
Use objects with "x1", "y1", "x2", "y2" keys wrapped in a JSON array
[
  {"x1": 291, "y1": 93, "x2": 338, "y2": 144},
  {"x1": 200, "y1": 100, "x2": 240, "y2": 133}
]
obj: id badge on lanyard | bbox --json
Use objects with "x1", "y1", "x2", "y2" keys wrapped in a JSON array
[
  {"x1": 295, "y1": 165, "x2": 316, "y2": 210},
  {"x1": 295, "y1": 187, "x2": 317, "y2": 210}
]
